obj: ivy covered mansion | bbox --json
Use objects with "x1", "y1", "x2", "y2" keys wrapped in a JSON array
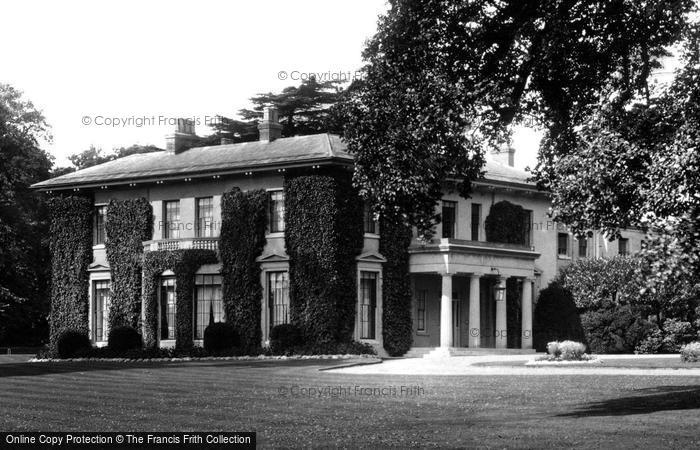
[{"x1": 33, "y1": 108, "x2": 644, "y2": 356}]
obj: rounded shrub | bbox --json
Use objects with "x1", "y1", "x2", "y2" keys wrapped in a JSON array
[
  {"x1": 270, "y1": 324, "x2": 302, "y2": 355},
  {"x1": 56, "y1": 330, "x2": 91, "y2": 358},
  {"x1": 204, "y1": 322, "x2": 239, "y2": 354},
  {"x1": 107, "y1": 326, "x2": 143, "y2": 352},
  {"x1": 680, "y1": 342, "x2": 700, "y2": 362}
]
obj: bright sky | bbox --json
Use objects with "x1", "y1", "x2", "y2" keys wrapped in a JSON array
[{"x1": 5, "y1": 1, "x2": 682, "y2": 171}]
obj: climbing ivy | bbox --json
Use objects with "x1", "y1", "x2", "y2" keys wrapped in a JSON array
[
  {"x1": 105, "y1": 198, "x2": 153, "y2": 330},
  {"x1": 220, "y1": 187, "x2": 268, "y2": 353},
  {"x1": 284, "y1": 170, "x2": 364, "y2": 345},
  {"x1": 142, "y1": 249, "x2": 217, "y2": 350},
  {"x1": 48, "y1": 195, "x2": 93, "y2": 352},
  {"x1": 484, "y1": 200, "x2": 528, "y2": 245}
]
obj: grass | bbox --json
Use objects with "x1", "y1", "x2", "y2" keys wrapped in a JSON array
[
  {"x1": 475, "y1": 357, "x2": 700, "y2": 369},
  {"x1": 2, "y1": 356, "x2": 700, "y2": 448}
]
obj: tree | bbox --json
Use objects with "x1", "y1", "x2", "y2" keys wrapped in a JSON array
[
  {"x1": 340, "y1": 0, "x2": 693, "y2": 236},
  {"x1": 68, "y1": 144, "x2": 161, "y2": 170},
  {"x1": 0, "y1": 83, "x2": 54, "y2": 345},
  {"x1": 208, "y1": 78, "x2": 345, "y2": 144}
]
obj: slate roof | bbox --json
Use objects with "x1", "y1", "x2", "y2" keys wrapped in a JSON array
[{"x1": 31, "y1": 133, "x2": 533, "y2": 189}]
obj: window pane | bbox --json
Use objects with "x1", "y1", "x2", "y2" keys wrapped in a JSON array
[
  {"x1": 268, "y1": 271, "x2": 289, "y2": 328},
  {"x1": 471, "y1": 204, "x2": 481, "y2": 241},
  {"x1": 196, "y1": 197, "x2": 214, "y2": 238},
  {"x1": 360, "y1": 272, "x2": 377, "y2": 339},
  {"x1": 94, "y1": 280, "x2": 111, "y2": 341},
  {"x1": 160, "y1": 278, "x2": 176, "y2": 340},
  {"x1": 442, "y1": 201, "x2": 456, "y2": 239},
  {"x1": 578, "y1": 238, "x2": 587, "y2": 258},
  {"x1": 619, "y1": 238, "x2": 628, "y2": 256},
  {"x1": 417, "y1": 290, "x2": 426, "y2": 332},
  {"x1": 93, "y1": 206, "x2": 106, "y2": 246},
  {"x1": 558, "y1": 233, "x2": 569, "y2": 256},
  {"x1": 164, "y1": 201, "x2": 181, "y2": 239},
  {"x1": 194, "y1": 275, "x2": 223, "y2": 340},
  {"x1": 269, "y1": 191, "x2": 285, "y2": 233},
  {"x1": 363, "y1": 203, "x2": 376, "y2": 234}
]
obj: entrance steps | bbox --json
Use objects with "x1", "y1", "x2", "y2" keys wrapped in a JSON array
[{"x1": 413, "y1": 347, "x2": 536, "y2": 359}]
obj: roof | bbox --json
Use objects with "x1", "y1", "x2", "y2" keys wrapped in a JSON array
[{"x1": 31, "y1": 133, "x2": 534, "y2": 190}]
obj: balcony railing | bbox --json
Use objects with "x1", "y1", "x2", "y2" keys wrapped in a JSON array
[{"x1": 142, "y1": 237, "x2": 219, "y2": 252}]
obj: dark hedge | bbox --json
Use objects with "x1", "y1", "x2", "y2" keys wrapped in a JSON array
[
  {"x1": 284, "y1": 171, "x2": 364, "y2": 346},
  {"x1": 484, "y1": 200, "x2": 528, "y2": 245},
  {"x1": 48, "y1": 196, "x2": 93, "y2": 353},
  {"x1": 220, "y1": 187, "x2": 268, "y2": 353},
  {"x1": 142, "y1": 249, "x2": 217, "y2": 350},
  {"x1": 533, "y1": 281, "x2": 587, "y2": 351},
  {"x1": 105, "y1": 198, "x2": 153, "y2": 330},
  {"x1": 379, "y1": 218, "x2": 414, "y2": 356}
]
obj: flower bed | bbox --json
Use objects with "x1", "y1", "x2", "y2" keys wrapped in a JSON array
[{"x1": 533, "y1": 340, "x2": 597, "y2": 364}]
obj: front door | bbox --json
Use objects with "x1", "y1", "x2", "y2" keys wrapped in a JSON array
[{"x1": 452, "y1": 293, "x2": 461, "y2": 347}]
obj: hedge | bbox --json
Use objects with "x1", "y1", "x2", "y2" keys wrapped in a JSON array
[
  {"x1": 484, "y1": 200, "x2": 528, "y2": 245},
  {"x1": 105, "y1": 198, "x2": 153, "y2": 330},
  {"x1": 48, "y1": 196, "x2": 93, "y2": 353},
  {"x1": 379, "y1": 217, "x2": 413, "y2": 356},
  {"x1": 284, "y1": 170, "x2": 364, "y2": 345},
  {"x1": 220, "y1": 187, "x2": 267, "y2": 353},
  {"x1": 142, "y1": 249, "x2": 217, "y2": 350}
]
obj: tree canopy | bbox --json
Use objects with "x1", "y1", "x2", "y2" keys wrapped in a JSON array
[{"x1": 340, "y1": 0, "x2": 695, "y2": 237}]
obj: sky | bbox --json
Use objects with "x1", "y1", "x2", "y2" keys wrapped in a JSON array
[{"x1": 2, "y1": 1, "x2": 683, "y2": 171}]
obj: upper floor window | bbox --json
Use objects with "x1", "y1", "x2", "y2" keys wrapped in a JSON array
[
  {"x1": 196, "y1": 197, "x2": 214, "y2": 238},
  {"x1": 557, "y1": 233, "x2": 569, "y2": 257},
  {"x1": 93, "y1": 205, "x2": 106, "y2": 246},
  {"x1": 619, "y1": 238, "x2": 629, "y2": 256},
  {"x1": 471, "y1": 203, "x2": 481, "y2": 241},
  {"x1": 442, "y1": 201, "x2": 457, "y2": 239},
  {"x1": 268, "y1": 191, "x2": 285, "y2": 233},
  {"x1": 522, "y1": 209, "x2": 533, "y2": 247},
  {"x1": 363, "y1": 202, "x2": 377, "y2": 234},
  {"x1": 578, "y1": 237, "x2": 588, "y2": 258},
  {"x1": 163, "y1": 200, "x2": 181, "y2": 239}
]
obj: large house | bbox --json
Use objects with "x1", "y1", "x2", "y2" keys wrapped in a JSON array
[{"x1": 32, "y1": 108, "x2": 644, "y2": 356}]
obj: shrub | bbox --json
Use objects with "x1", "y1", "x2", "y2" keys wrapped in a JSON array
[
  {"x1": 580, "y1": 304, "x2": 652, "y2": 353},
  {"x1": 635, "y1": 327, "x2": 664, "y2": 354},
  {"x1": 680, "y1": 342, "x2": 700, "y2": 362},
  {"x1": 660, "y1": 319, "x2": 695, "y2": 352},
  {"x1": 56, "y1": 330, "x2": 91, "y2": 358},
  {"x1": 203, "y1": 322, "x2": 239, "y2": 354},
  {"x1": 269, "y1": 324, "x2": 303, "y2": 355},
  {"x1": 533, "y1": 281, "x2": 586, "y2": 351},
  {"x1": 545, "y1": 340, "x2": 588, "y2": 361},
  {"x1": 293, "y1": 340, "x2": 377, "y2": 356},
  {"x1": 107, "y1": 326, "x2": 143, "y2": 352}
]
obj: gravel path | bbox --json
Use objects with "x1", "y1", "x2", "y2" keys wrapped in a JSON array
[{"x1": 329, "y1": 354, "x2": 700, "y2": 376}]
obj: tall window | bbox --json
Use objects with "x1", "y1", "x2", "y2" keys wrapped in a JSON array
[
  {"x1": 471, "y1": 203, "x2": 481, "y2": 241},
  {"x1": 522, "y1": 209, "x2": 533, "y2": 247},
  {"x1": 416, "y1": 290, "x2": 427, "y2": 332},
  {"x1": 163, "y1": 200, "x2": 181, "y2": 239},
  {"x1": 619, "y1": 238, "x2": 629, "y2": 256},
  {"x1": 268, "y1": 191, "x2": 285, "y2": 233},
  {"x1": 442, "y1": 201, "x2": 457, "y2": 239},
  {"x1": 359, "y1": 271, "x2": 378, "y2": 339},
  {"x1": 363, "y1": 202, "x2": 377, "y2": 234},
  {"x1": 578, "y1": 238, "x2": 588, "y2": 258},
  {"x1": 557, "y1": 233, "x2": 569, "y2": 256},
  {"x1": 93, "y1": 205, "x2": 106, "y2": 246},
  {"x1": 160, "y1": 278, "x2": 176, "y2": 340},
  {"x1": 196, "y1": 197, "x2": 214, "y2": 238},
  {"x1": 194, "y1": 274, "x2": 223, "y2": 339},
  {"x1": 268, "y1": 271, "x2": 289, "y2": 328},
  {"x1": 93, "y1": 280, "x2": 111, "y2": 341}
]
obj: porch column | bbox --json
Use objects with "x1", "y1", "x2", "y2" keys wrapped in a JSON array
[
  {"x1": 468, "y1": 273, "x2": 481, "y2": 348},
  {"x1": 440, "y1": 273, "x2": 453, "y2": 348},
  {"x1": 521, "y1": 277, "x2": 533, "y2": 349},
  {"x1": 495, "y1": 276, "x2": 507, "y2": 349}
]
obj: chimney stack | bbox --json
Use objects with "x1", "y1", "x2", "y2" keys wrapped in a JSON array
[
  {"x1": 492, "y1": 145, "x2": 515, "y2": 167},
  {"x1": 165, "y1": 118, "x2": 199, "y2": 154},
  {"x1": 258, "y1": 107, "x2": 283, "y2": 142}
]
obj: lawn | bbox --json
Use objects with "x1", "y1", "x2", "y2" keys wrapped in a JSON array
[
  {"x1": 1, "y1": 356, "x2": 700, "y2": 448},
  {"x1": 475, "y1": 357, "x2": 700, "y2": 369}
]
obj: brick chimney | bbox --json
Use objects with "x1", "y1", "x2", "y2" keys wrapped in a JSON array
[
  {"x1": 258, "y1": 107, "x2": 283, "y2": 142},
  {"x1": 492, "y1": 145, "x2": 515, "y2": 167},
  {"x1": 165, "y1": 119, "x2": 199, "y2": 154}
]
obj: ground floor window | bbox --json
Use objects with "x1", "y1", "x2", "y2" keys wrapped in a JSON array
[
  {"x1": 194, "y1": 274, "x2": 223, "y2": 339},
  {"x1": 359, "y1": 271, "x2": 377, "y2": 339},
  {"x1": 93, "y1": 280, "x2": 111, "y2": 341},
  {"x1": 268, "y1": 271, "x2": 289, "y2": 329},
  {"x1": 416, "y1": 290, "x2": 427, "y2": 332},
  {"x1": 160, "y1": 277, "x2": 176, "y2": 340}
]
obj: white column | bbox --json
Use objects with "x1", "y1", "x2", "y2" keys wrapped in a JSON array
[
  {"x1": 495, "y1": 277, "x2": 507, "y2": 349},
  {"x1": 440, "y1": 273, "x2": 453, "y2": 348},
  {"x1": 468, "y1": 273, "x2": 481, "y2": 348},
  {"x1": 521, "y1": 278, "x2": 533, "y2": 350}
]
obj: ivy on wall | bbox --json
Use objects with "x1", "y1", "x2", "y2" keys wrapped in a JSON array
[
  {"x1": 48, "y1": 196, "x2": 93, "y2": 351},
  {"x1": 484, "y1": 200, "x2": 528, "y2": 245},
  {"x1": 379, "y1": 218, "x2": 414, "y2": 356},
  {"x1": 284, "y1": 170, "x2": 364, "y2": 346},
  {"x1": 142, "y1": 249, "x2": 217, "y2": 350},
  {"x1": 105, "y1": 198, "x2": 153, "y2": 330},
  {"x1": 220, "y1": 187, "x2": 268, "y2": 353}
]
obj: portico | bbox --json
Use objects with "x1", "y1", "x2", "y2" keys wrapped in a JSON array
[{"x1": 409, "y1": 238, "x2": 538, "y2": 352}]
